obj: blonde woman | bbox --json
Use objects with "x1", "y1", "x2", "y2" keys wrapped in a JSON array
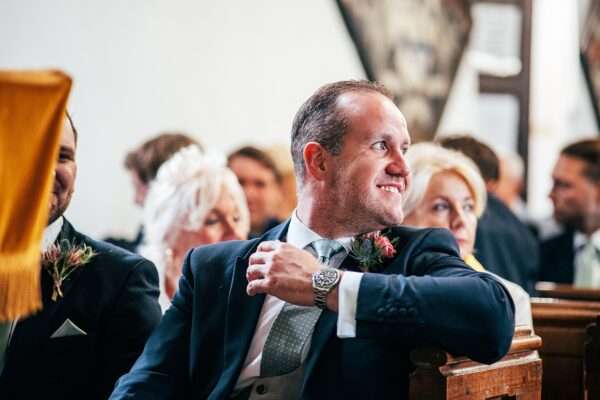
[
  {"x1": 140, "y1": 145, "x2": 249, "y2": 311},
  {"x1": 403, "y1": 142, "x2": 532, "y2": 327}
]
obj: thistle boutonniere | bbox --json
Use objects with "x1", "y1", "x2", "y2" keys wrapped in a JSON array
[
  {"x1": 42, "y1": 239, "x2": 96, "y2": 301},
  {"x1": 350, "y1": 231, "x2": 398, "y2": 272}
]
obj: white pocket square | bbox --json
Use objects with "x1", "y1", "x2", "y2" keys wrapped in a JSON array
[{"x1": 50, "y1": 318, "x2": 87, "y2": 338}]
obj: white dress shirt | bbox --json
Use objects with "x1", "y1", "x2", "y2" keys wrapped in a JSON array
[
  {"x1": 573, "y1": 230, "x2": 600, "y2": 253},
  {"x1": 42, "y1": 217, "x2": 64, "y2": 252},
  {"x1": 573, "y1": 229, "x2": 600, "y2": 287},
  {"x1": 233, "y1": 211, "x2": 364, "y2": 391}
]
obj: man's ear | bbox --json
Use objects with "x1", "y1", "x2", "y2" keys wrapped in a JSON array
[{"x1": 303, "y1": 142, "x2": 329, "y2": 181}]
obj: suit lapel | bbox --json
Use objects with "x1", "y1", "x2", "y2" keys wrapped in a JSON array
[
  {"x1": 215, "y1": 221, "x2": 290, "y2": 396},
  {"x1": 299, "y1": 252, "x2": 362, "y2": 390},
  {"x1": 301, "y1": 309, "x2": 337, "y2": 391},
  {"x1": 50, "y1": 220, "x2": 87, "y2": 303},
  {"x1": 7, "y1": 220, "x2": 87, "y2": 368},
  {"x1": 340, "y1": 253, "x2": 361, "y2": 272}
]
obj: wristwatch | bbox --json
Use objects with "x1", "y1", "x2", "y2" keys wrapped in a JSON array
[{"x1": 312, "y1": 268, "x2": 341, "y2": 309}]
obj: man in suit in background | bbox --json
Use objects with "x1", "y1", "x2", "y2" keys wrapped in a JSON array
[
  {"x1": 111, "y1": 80, "x2": 514, "y2": 400},
  {"x1": 228, "y1": 146, "x2": 283, "y2": 238},
  {"x1": 540, "y1": 139, "x2": 600, "y2": 286},
  {"x1": 0, "y1": 112, "x2": 162, "y2": 400},
  {"x1": 439, "y1": 136, "x2": 539, "y2": 295}
]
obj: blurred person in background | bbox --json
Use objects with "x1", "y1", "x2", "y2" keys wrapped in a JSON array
[
  {"x1": 265, "y1": 144, "x2": 297, "y2": 221},
  {"x1": 141, "y1": 145, "x2": 249, "y2": 310},
  {"x1": 541, "y1": 138, "x2": 600, "y2": 287},
  {"x1": 228, "y1": 146, "x2": 283, "y2": 238},
  {"x1": 105, "y1": 132, "x2": 200, "y2": 252},
  {"x1": 403, "y1": 142, "x2": 532, "y2": 327},
  {"x1": 438, "y1": 135, "x2": 539, "y2": 295},
  {"x1": 495, "y1": 152, "x2": 528, "y2": 221}
]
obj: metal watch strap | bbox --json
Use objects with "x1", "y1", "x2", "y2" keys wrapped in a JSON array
[{"x1": 312, "y1": 268, "x2": 341, "y2": 309}]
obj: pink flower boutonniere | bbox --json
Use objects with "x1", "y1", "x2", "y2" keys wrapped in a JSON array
[
  {"x1": 42, "y1": 239, "x2": 96, "y2": 301},
  {"x1": 350, "y1": 231, "x2": 398, "y2": 272}
]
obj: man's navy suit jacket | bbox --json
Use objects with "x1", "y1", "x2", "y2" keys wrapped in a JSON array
[
  {"x1": 539, "y1": 230, "x2": 576, "y2": 284},
  {"x1": 111, "y1": 221, "x2": 515, "y2": 400},
  {"x1": 0, "y1": 220, "x2": 162, "y2": 400}
]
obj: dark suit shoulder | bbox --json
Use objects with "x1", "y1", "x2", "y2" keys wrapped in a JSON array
[
  {"x1": 540, "y1": 230, "x2": 574, "y2": 262},
  {"x1": 389, "y1": 225, "x2": 461, "y2": 257},
  {"x1": 64, "y1": 224, "x2": 159, "y2": 304},
  {"x1": 539, "y1": 230, "x2": 574, "y2": 283},
  {"x1": 541, "y1": 230, "x2": 573, "y2": 248},
  {"x1": 187, "y1": 238, "x2": 260, "y2": 274},
  {"x1": 71, "y1": 228, "x2": 154, "y2": 273}
]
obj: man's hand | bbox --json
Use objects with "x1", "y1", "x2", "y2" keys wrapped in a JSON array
[{"x1": 246, "y1": 240, "x2": 339, "y2": 310}]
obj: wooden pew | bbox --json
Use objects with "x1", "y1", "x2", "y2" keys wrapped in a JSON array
[
  {"x1": 535, "y1": 281, "x2": 600, "y2": 302},
  {"x1": 586, "y1": 315, "x2": 600, "y2": 400},
  {"x1": 531, "y1": 297, "x2": 600, "y2": 399},
  {"x1": 409, "y1": 327, "x2": 542, "y2": 399}
]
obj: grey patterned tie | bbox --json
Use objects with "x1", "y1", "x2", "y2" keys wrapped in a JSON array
[{"x1": 260, "y1": 239, "x2": 345, "y2": 377}]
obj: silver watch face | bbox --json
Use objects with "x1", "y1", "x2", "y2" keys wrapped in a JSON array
[{"x1": 314, "y1": 269, "x2": 339, "y2": 289}]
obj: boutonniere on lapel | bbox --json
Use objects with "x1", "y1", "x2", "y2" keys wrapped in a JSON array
[
  {"x1": 350, "y1": 231, "x2": 398, "y2": 272},
  {"x1": 42, "y1": 239, "x2": 96, "y2": 301}
]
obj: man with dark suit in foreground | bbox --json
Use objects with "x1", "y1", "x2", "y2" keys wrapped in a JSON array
[
  {"x1": 111, "y1": 81, "x2": 514, "y2": 400},
  {"x1": 540, "y1": 139, "x2": 600, "y2": 286},
  {"x1": 0, "y1": 113, "x2": 162, "y2": 400}
]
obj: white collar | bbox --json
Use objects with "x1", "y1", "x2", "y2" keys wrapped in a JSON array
[
  {"x1": 287, "y1": 210, "x2": 353, "y2": 253},
  {"x1": 42, "y1": 217, "x2": 64, "y2": 252},
  {"x1": 573, "y1": 229, "x2": 600, "y2": 251}
]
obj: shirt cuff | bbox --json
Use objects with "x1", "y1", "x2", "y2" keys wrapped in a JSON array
[{"x1": 336, "y1": 271, "x2": 363, "y2": 338}]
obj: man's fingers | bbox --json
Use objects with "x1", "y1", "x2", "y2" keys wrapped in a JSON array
[
  {"x1": 256, "y1": 240, "x2": 281, "y2": 252},
  {"x1": 246, "y1": 264, "x2": 267, "y2": 282},
  {"x1": 247, "y1": 278, "x2": 269, "y2": 296},
  {"x1": 249, "y1": 251, "x2": 269, "y2": 266}
]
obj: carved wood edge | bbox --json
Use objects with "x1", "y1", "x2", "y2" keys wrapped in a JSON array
[
  {"x1": 532, "y1": 298, "x2": 600, "y2": 325},
  {"x1": 535, "y1": 282, "x2": 600, "y2": 302},
  {"x1": 410, "y1": 327, "x2": 541, "y2": 369},
  {"x1": 532, "y1": 296, "x2": 600, "y2": 310}
]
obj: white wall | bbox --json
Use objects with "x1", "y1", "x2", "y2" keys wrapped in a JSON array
[
  {"x1": 0, "y1": 1, "x2": 365, "y2": 238},
  {"x1": 439, "y1": 0, "x2": 598, "y2": 220},
  {"x1": 3, "y1": 0, "x2": 598, "y2": 237},
  {"x1": 528, "y1": 0, "x2": 597, "y2": 219}
]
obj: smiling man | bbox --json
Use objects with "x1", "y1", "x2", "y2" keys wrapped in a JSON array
[
  {"x1": 111, "y1": 80, "x2": 514, "y2": 400},
  {"x1": 0, "y1": 113, "x2": 161, "y2": 400}
]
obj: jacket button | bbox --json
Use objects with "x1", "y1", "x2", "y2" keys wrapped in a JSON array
[{"x1": 256, "y1": 384, "x2": 267, "y2": 395}]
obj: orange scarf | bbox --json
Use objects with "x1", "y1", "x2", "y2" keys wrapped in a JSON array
[{"x1": 0, "y1": 70, "x2": 71, "y2": 321}]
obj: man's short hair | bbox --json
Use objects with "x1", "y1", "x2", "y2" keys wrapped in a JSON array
[
  {"x1": 561, "y1": 138, "x2": 600, "y2": 182},
  {"x1": 290, "y1": 80, "x2": 392, "y2": 181},
  {"x1": 125, "y1": 133, "x2": 200, "y2": 184},
  {"x1": 437, "y1": 135, "x2": 500, "y2": 183},
  {"x1": 227, "y1": 145, "x2": 282, "y2": 184}
]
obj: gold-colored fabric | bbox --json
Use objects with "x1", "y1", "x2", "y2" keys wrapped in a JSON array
[
  {"x1": 0, "y1": 70, "x2": 72, "y2": 321},
  {"x1": 464, "y1": 254, "x2": 486, "y2": 272}
]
